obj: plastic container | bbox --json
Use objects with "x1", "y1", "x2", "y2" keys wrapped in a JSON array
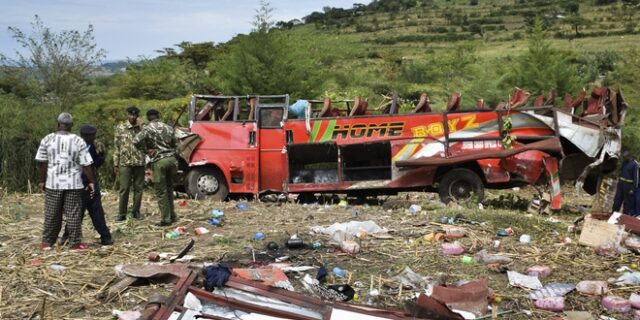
[
  {"x1": 576, "y1": 280, "x2": 608, "y2": 295},
  {"x1": 527, "y1": 266, "x2": 552, "y2": 278},
  {"x1": 254, "y1": 232, "x2": 265, "y2": 240},
  {"x1": 333, "y1": 267, "x2": 346, "y2": 278},
  {"x1": 441, "y1": 242, "x2": 465, "y2": 256},
  {"x1": 534, "y1": 297, "x2": 564, "y2": 312},
  {"x1": 601, "y1": 296, "x2": 631, "y2": 312},
  {"x1": 340, "y1": 240, "x2": 360, "y2": 254},
  {"x1": 445, "y1": 227, "x2": 466, "y2": 239},
  {"x1": 519, "y1": 234, "x2": 531, "y2": 244},
  {"x1": 461, "y1": 256, "x2": 474, "y2": 264},
  {"x1": 496, "y1": 228, "x2": 514, "y2": 237},
  {"x1": 286, "y1": 236, "x2": 304, "y2": 249},
  {"x1": 474, "y1": 249, "x2": 512, "y2": 265},
  {"x1": 211, "y1": 209, "x2": 224, "y2": 217},
  {"x1": 165, "y1": 231, "x2": 180, "y2": 239},
  {"x1": 194, "y1": 227, "x2": 209, "y2": 235},
  {"x1": 629, "y1": 293, "x2": 640, "y2": 309},
  {"x1": 49, "y1": 263, "x2": 66, "y2": 273}
]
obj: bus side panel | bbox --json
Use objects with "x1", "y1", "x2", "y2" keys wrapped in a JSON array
[{"x1": 190, "y1": 122, "x2": 259, "y2": 194}]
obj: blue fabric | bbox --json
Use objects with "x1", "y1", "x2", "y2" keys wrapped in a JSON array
[
  {"x1": 288, "y1": 100, "x2": 308, "y2": 119},
  {"x1": 205, "y1": 263, "x2": 232, "y2": 291},
  {"x1": 613, "y1": 160, "x2": 639, "y2": 214},
  {"x1": 316, "y1": 265, "x2": 328, "y2": 283},
  {"x1": 81, "y1": 143, "x2": 105, "y2": 185}
]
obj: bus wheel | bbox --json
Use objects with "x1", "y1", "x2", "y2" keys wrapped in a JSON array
[
  {"x1": 438, "y1": 168, "x2": 484, "y2": 204},
  {"x1": 186, "y1": 167, "x2": 229, "y2": 201}
]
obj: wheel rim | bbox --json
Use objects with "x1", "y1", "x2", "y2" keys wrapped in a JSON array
[
  {"x1": 449, "y1": 179, "x2": 473, "y2": 201},
  {"x1": 196, "y1": 174, "x2": 219, "y2": 194}
]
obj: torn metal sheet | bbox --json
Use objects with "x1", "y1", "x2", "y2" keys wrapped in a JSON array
[
  {"x1": 528, "y1": 283, "x2": 576, "y2": 300},
  {"x1": 430, "y1": 279, "x2": 489, "y2": 317},
  {"x1": 233, "y1": 268, "x2": 294, "y2": 291}
]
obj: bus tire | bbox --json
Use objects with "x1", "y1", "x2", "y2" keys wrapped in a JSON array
[
  {"x1": 186, "y1": 167, "x2": 229, "y2": 201},
  {"x1": 438, "y1": 168, "x2": 484, "y2": 204}
]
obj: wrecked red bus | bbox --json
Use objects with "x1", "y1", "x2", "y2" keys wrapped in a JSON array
[{"x1": 177, "y1": 87, "x2": 627, "y2": 208}]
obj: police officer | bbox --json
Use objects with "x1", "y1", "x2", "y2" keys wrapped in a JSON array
[
  {"x1": 613, "y1": 150, "x2": 638, "y2": 215},
  {"x1": 133, "y1": 109, "x2": 178, "y2": 226},
  {"x1": 113, "y1": 106, "x2": 146, "y2": 221}
]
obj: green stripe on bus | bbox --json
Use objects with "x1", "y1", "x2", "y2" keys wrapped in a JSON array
[
  {"x1": 309, "y1": 121, "x2": 322, "y2": 142},
  {"x1": 319, "y1": 119, "x2": 336, "y2": 142}
]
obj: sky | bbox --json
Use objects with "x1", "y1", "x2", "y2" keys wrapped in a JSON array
[{"x1": 0, "y1": 0, "x2": 364, "y2": 61}]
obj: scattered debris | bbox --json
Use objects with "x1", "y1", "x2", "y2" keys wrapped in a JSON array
[{"x1": 507, "y1": 271, "x2": 543, "y2": 290}]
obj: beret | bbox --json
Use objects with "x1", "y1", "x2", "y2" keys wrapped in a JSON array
[
  {"x1": 126, "y1": 106, "x2": 140, "y2": 115},
  {"x1": 147, "y1": 109, "x2": 160, "y2": 117},
  {"x1": 79, "y1": 124, "x2": 97, "y2": 135}
]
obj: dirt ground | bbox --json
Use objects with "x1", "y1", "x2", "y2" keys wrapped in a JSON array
[{"x1": 0, "y1": 186, "x2": 639, "y2": 320}]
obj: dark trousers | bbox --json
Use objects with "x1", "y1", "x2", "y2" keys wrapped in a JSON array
[
  {"x1": 62, "y1": 182, "x2": 112, "y2": 243},
  {"x1": 613, "y1": 181, "x2": 635, "y2": 214},
  {"x1": 153, "y1": 156, "x2": 178, "y2": 223},
  {"x1": 43, "y1": 189, "x2": 83, "y2": 246},
  {"x1": 118, "y1": 166, "x2": 145, "y2": 218}
]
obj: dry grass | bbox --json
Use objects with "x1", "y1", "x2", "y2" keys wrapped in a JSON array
[{"x1": 0, "y1": 187, "x2": 638, "y2": 319}]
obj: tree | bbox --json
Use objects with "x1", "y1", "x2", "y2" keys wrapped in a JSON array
[
  {"x1": 212, "y1": 1, "x2": 323, "y2": 97},
  {"x1": 507, "y1": 18, "x2": 583, "y2": 96},
  {"x1": 254, "y1": 0, "x2": 274, "y2": 33},
  {"x1": 0, "y1": 15, "x2": 106, "y2": 104},
  {"x1": 563, "y1": 15, "x2": 590, "y2": 37}
]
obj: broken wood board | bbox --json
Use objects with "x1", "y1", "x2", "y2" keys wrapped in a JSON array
[{"x1": 578, "y1": 217, "x2": 624, "y2": 248}]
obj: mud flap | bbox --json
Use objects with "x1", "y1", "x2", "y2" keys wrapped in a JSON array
[{"x1": 543, "y1": 157, "x2": 561, "y2": 210}]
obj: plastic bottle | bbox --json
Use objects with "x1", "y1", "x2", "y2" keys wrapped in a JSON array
[
  {"x1": 601, "y1": 296, "x2": 631, "y2": 312},
  {"x1": 534, "y1": 297, "x2": 564, "y2": 312},
  {"x1": 236, "y1": 203, "x2": 248, "y2": 211},
  {"x1": 527, "y1": 266, "x2": 552, "y2": 278},
  {"x1": 408, "y1": 204, "x2": 422, "y2": 214},
  {"x1": 165, "y1": 230, "x2": 180, "y2": 239},
  {"x1": 445, "y1": 227, "x2": 466, "y2": 239},
  {"x1": 313, "y1": 241, "x2": 322, "y2": 249},
  {"x1": 474, "y1": 249, "x2": 512, "y2": 265},
  {"x1": 194, "y1": 227, "x2": 209, "y2": 235},
  {"x1": 630, "y1": 293, "x2": 640, "y2": 309},
  {"x1": 208, "y1": 218, "x2": 221, "y2": 226},
  {"x1": 211, "y1": 209, "x2": 224, "y2": 217},
  {"x1": 576, "y1": 280, "x2": 608, "y2": 295},
  {"x1": 333, "y1": 267, "x2": 346, "y2": 278},
  {"x1": 49, "y1": 263, "x2": 66, "y2": 273},
  {"x1": 441, "y1": 242, "x2": 465, "y2": 255},
  {"x1": 254, "y1": 232, "x2": 265, "y2": 240},
  {"x1": 340, "y1": 240, "x2": 360, "y2": 254},
  {"x1": 461, "y1": 256, "x2": 474, "y2": 264}
]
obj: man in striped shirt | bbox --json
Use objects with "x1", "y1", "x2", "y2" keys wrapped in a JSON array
[{"x1": 35, "y1": 112, "x2": 96, "y2": 251}]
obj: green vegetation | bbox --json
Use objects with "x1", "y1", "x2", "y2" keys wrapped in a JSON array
[{"x1": 1, "y1": 0, "x2": 640, "y2": 192}]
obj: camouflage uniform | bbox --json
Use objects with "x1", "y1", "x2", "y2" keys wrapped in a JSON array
[
  {"x1": 113, "y1": 120, "x2": 146, "y2": 220},
  {"x1": 133, "y1": 119, "x2": 178, "y2": 224}
]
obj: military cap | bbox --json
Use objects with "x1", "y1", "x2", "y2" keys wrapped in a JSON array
[
  {"x1": 79, "y1": 124, "x2": 97, "y2": 135},
  {"x1": 126, "y1": 106, "x2": 140, "y2": 115},
  {"x1": 146, "y1": 109, "x2": 160, "y2": 117}
]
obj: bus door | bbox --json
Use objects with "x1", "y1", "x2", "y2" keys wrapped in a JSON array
[{"x1": 257, "y1": 97, "x2": 289, "y2": 192}]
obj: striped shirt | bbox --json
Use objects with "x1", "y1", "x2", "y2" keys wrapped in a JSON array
[{"x1": 35, "y1": 131, "x2": 93, "y2": 190}]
